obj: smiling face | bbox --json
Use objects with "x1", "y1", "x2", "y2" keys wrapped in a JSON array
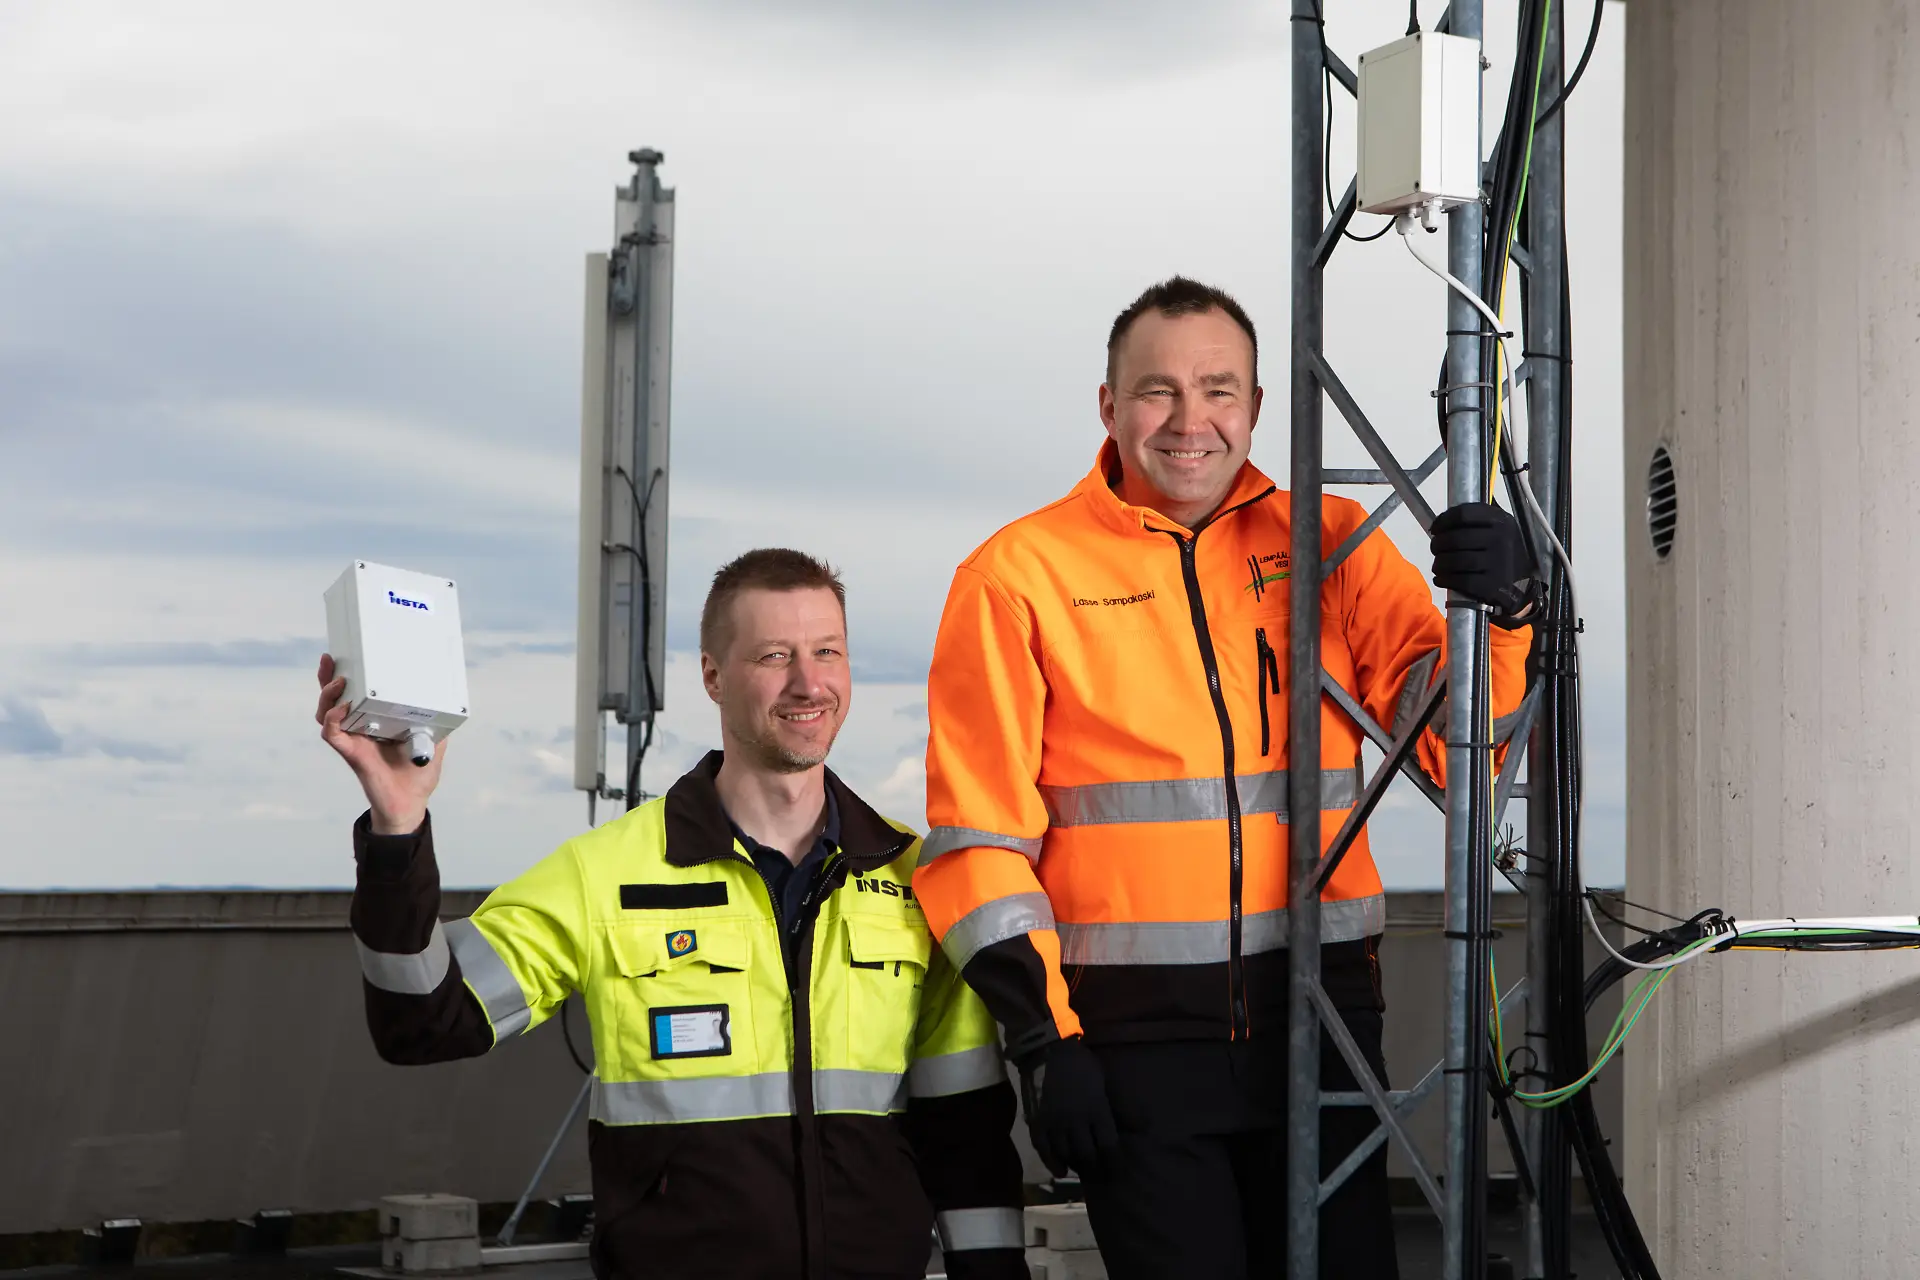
[
  {"x1": 1098, "y1": 305, "x2": 1262, "y2": 529},
  {"x1": 701, "y1": 585, "x2": 850, "y2": 774}
]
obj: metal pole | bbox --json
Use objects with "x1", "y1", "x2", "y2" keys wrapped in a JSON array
[
  {"x1": 1286, "y1": 1, "x2": 1326, "y2": 1275},
  {"x1": 615, "y1": 149, "x2": 673, "y2": 810},
  {"x1": 1522, "y1": 5, "x2": 1569, "y2": 1275},
  {"x1": 1441, "y1": 0, "x2": 1490, "y2": 1276},
  {"x1": 622, "y1": 152, "x2": 661, "y2": 812},
  {"x1": 497, "y1": 1072, "x2": 595, "y2": 1246}
]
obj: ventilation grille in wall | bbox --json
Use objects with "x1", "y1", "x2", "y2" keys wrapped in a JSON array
[{"x1": 1647, "y1": 445, "x2": 1677, "y2": 560}]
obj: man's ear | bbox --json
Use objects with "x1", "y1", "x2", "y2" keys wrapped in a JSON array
[{"x1": 700, "y1": 651, "x2": 722, "y2": 704}]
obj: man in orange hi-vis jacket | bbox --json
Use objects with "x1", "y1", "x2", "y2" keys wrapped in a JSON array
[{"x1": 913, "y1": 277, "x2": 1538, "y2": 1279}]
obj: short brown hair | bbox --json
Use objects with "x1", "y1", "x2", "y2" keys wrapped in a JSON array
[
  {"x1": 1105, "y1": 276, "x2": 1259, "y2": 387},
  {"x1": 699, "y1": 548, "x2": 847, "y2": 656}
]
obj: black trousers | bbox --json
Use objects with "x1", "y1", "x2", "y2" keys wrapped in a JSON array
[{"x1": 1079, "y1": 1007, "x2": 1399, "y2": 1280}]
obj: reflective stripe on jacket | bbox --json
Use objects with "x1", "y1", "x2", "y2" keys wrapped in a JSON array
[
  {"x1": 913, "y1": 444, "x2": 1531, "y2": 1051},
  {"x1": 350, "y1": 753, "x2": 1025, "y2": 1280}
]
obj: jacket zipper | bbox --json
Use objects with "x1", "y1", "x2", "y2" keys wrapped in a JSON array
[
  {"x1": 1164, "y1": 530, "x2": 1249, "y2": 1040},
  {"x1": 1255, "y1": 627, "x2": 1279, "y2": 757},
  {"x1": 724, "y1": 847, "x2": 844, "y2": 1280},
  {"x1": 788, "y1": 861, "x2": 835, "y2": 1280},
  {"x1": 1152, "y1": 487, "x2": 1275, "y2": 1042},
  {"x1": 723, "y1": 837, "x2": 906, "y2": 1279}
]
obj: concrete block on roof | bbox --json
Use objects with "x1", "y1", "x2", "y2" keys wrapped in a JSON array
[
  {"x1": 378, "y1": 1193, "x2": 478, "y2": 1242},
  {"x1": 1023, "y1": 1203, "x2": 1098, "y2": 1252},
  {"x1": 1026, "y1": 1245, "x2": 1109, "y2": 1280},
  {"x1": 380, "y1": 1234, "x2": 483, "y2": 1273}
]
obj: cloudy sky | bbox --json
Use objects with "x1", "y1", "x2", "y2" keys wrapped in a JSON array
[{"x1": 0, "y1": 0, "x2": 1626, "y2": 890}]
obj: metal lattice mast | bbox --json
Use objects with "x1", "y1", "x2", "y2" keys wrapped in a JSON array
[{"x1": 1286, "y1": 2, "x2": 1569, "y2": 1276}]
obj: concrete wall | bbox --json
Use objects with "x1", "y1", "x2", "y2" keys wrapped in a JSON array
[
  {"x1": 0, "y1": 891, "x2": 593, "y2": 1236},
  {"x1": 0, "y1": 890, "x2": 1622, "y2": 1234},
  {"x1": 1624, "y1": 1, "x2": 1920, "y2": 1272}
]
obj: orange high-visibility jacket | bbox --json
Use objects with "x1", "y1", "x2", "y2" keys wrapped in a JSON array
[{"x1": 913, "y1": 443, "x2": 1531, "y2": 1052}]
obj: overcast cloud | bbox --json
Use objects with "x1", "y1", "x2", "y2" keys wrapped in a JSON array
[{"x1": 0, "y1": 0, "x2": 1626, "y2": 890}]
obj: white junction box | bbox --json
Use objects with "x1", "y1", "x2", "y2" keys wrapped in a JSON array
[
  {"x1": 323, "y1": 560, "x2": 470, "y2": 766},
  {"x1": 1356, "y1": 31, "x2": 1482, "y2": 217}
]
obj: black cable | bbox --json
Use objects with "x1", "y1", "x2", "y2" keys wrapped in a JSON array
[
  {"x1": 1423, "y1": 0, "x2": 1549, "y2": 582},
  {"x1": 1534, "y1": 0, "x2": 1607, "y2": 130},
  {"x1": 1486, "y1": 1038, "x2": 1536, "y2": 1202},
  {"x1": 1323, "y1": 73, "x2": 1394, "y2": 242},
  {"x1": 1604, "y1": 892, "x2": 1694, "y2": 926},
  {"x1": 560, "y1": 995, "x2": 592, "y2": 1075},
  {"x1": 1407, "y1": 0, "x2": 1421, "y2": 35},
  {"x1": 1312, "y1": 1, "x2": 1392, "y2": 243},
  {"x1": 1457, "y1": 12, "x2": 1554, "y2": 1271},
  {"x1": 1534, "y1": 205, "x2": 1660, "y2": 1279},
  {"x1": 1480, "y1": 0, "x2": 1551, "y2": 581},
  {"x1": 614, "y1": 466, "x2": 664, "y2": 810},
  {"x1": 1586, "y1": 892, "x2": 1666, "y2": 939},
  {"x1": 600, "y1": 537, "x2": 659, "y2": 805},
  {"x1": 1538, "y1": 214, "x2": 1661, "y2": 1280}
]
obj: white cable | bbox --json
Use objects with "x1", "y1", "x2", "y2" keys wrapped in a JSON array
[
  {"x1": 1395, "y1": 213, "x2": 1660, "y2": 975},
  {"x1": 1405, "y1": 219, "x2": 1681, "y2": 973},
  {"x1": 1730, "y1": 916, "x2": 1920, "y2": 936},
  {"x1": 1396, "y1": 213, "x2": 1524, "y2": 440}
]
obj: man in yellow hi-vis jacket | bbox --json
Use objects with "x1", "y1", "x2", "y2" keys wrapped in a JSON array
[{"x1": 318, "y1": 548, "x2": 1025, "y2": 1280}]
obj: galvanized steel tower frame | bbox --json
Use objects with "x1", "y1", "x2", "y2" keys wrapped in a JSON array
[{"x1": 1286, "y1": 3, "x2": 1569, "y2": 1279}]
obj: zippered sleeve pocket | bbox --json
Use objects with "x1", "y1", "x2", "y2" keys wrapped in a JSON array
[{"x1": 1255, "y1": 627, "x2": 1282, "y2": 757}]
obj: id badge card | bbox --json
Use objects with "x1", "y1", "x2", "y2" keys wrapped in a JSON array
[{"x1": 649, "y1": 1004, "x2": 731, "y2": 1059}]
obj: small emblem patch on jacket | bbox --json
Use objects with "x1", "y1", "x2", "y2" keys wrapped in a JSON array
[
  {"x1": 650, "y1": 1004, "x2": 731, "y2": 1059},
  {"x1": 666, "y1": 929, "x2": 697, "y2": 958}
]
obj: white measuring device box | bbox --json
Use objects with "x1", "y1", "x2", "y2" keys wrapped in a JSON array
[
  {"x1": 323, "y1": 560, "x2": 471, "y2": 766},
  {"x1": 1356, "y1": 31, "x2": 1483, "y2": 219}
]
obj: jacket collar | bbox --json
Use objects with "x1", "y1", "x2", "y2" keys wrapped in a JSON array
[
  {"x1": 662, "y1": 751, "x2": 913, "y2": 873},
  {"x1": 1073, "y1": 439, "x2": 1278, "y2": 537}
]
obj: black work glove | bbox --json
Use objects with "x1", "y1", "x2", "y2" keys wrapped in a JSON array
[
  {"x1": 1430, "y1": 502, "x2": 1540, "y2": 628},
  {"x1": 1016, "y1": 1037, "x2": 1120, "y2": 1180}
]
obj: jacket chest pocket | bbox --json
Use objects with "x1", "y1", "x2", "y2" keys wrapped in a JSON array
[
  {"x1": 604, "y1": 922, "x2": 757, "y2": 1072},
  {"x1": 840, "y1": 916, "x2": 930, "y2": 1070}
]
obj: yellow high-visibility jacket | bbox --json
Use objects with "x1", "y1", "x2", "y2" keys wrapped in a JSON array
[{"x1": 350, "y1": 753, "x2": 1025, "y2": 1280}]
